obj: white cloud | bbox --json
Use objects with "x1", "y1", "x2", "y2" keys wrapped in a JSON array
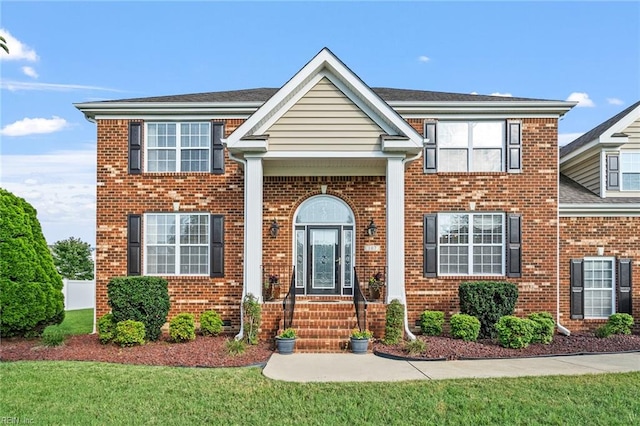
[
  {"x1": 470, "y1": 91, "x2": 478, "y2": 95},
  {"x1": 0, "y1": 28, "x2": 38, "y2": 61},
  {"x1": 21, "y1": 66, "x2": 38, "y2": 78},
  {"x1": 566, "y1": 92, "x2": 595, "y2": 107},
  {"x1": 0, "y1": 116, "x2": 69, "y2": 136},
  {"x1": 1, "y1": 148, "x2": 97, "y2": 245},
  {"x1": 558, "y1": 132, "x2": 585, "y2": 146},
  {"x1": 490, "y1": 92, "x2": 513, "y2": 97},
  {"x1": 418, "y1": 55, "x2": 430, "y2": 63},
  {"x1": 1, "y1": 80, "x2": 124, "y2": 93},
  {"x1": 607, "y1": 98, "x2": 624, "y2": 106}
]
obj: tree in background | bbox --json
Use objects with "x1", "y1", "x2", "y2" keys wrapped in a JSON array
[
  {"x1": 0, "y1": 35, "x2": 8, "y2": 55},
  {"x1": 0, "y1": 188, "x2": 64, "y2": 337},
  {"x1": 51, "y1": 237, "x2": 94, "y2": 280}
]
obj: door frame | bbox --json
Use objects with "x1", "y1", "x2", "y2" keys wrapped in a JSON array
[{"x1": 307, "y1": 225, "x2": 341, "y2": 295}]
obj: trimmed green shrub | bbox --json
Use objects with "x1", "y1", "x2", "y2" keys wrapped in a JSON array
[
  {"x1": 596, "y1": 314, "x2": 635, "y2": 338},
  {"x1": 420, "y1": 310, "x2": 444, "y2": 336},
  {"x1": 607, "y1": 313, "x2": 634, "y2": 335},
  {"x1": 114, "y1": 320, "x2": 145, "y2": 347},
  {"x1": 0, "y1": 189, "x2": 65, "y2": 337},
  {"x1": 200, "y1": 310, "x2": 223, "y2": 336},
  {"x1": 496, "y1": 316, "x2": 535, "y2": 349},
  {"x1": 243, "y1": 293, "x2": 261, "y2": 345},
  {"x1": 450, "y1": 314, "x2": 481, "y2": 342},
  {"x1": 107, "y1": 276, "x2": 170, "y2": 341},
  {"x1": 459, "y1": 281, "x2": 519, "y2": 339},
  {"x1": 41, "y1": 328, "x2": 66, "y2": 347},
  {"x1": 226, "y1": 338, "x2": 246, "y2": 356},
  {"x1": 528, "y1": 312, "x2": 555, "y2": 344},
  {"x1": 97, "y1": 313, "x2": 117, "y2": 344},
  {"x1": 169, "y1": 313, "x2": 196, "y2": 343},
  {"x1": 405, "y1": 338, "x2": 427, "y2": 356},
  {"x1": 383, "y1": 299, "x2": 404, "y2": 344}
]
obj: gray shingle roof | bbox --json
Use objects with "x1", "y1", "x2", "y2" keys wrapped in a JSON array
[
  {"x1": 560, "y1": 174, "x2": 640, "y2": 204},
  {"x1": 97, "y1": 87, "x2": 556, "y2": 104},
  {"x1": 560, "y1": 100, "x2": 640, "y2": 158}
]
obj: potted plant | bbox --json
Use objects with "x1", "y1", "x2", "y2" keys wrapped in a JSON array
[
  {"x1": 275, "y1": 327, "x2": 297, "y2": 354},
  {"x1": 350, "y1": 328, "x2": 373, "y2": 354},
  {"x1": 263, "y1": 280, "x2": 274, "y2": 301},
  {"x1": 268, "y1": 274, "x2": 280, "y2": 299},
  {"x1": 368, "y1": 272, "x2": 384, "y2": 300}
]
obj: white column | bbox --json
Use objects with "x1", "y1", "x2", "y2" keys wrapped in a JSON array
[
  {"x1": 386, "y1": 157, "x2": 405, "y2": 302},
  {"x1": 244, "y1": 156, "x2": 264, "y2": 301}
]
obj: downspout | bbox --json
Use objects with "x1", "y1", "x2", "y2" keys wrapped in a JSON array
[
  {"x1": 400, "y1": 149, "x2": 423, "y2": 340},
  {"x1": 84, "y1": 113, "x2": 98, "y2": 334},
  {"x1": 228, "y1": 148, "x2": 247, "y2": 341},
  {"x1": 556, "y1": 143, "x2": 571, "y2": 336}
]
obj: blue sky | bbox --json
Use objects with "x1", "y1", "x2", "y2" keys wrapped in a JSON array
[{"x1": 1, "y1": 1, "x2": 639, "y2": 247}]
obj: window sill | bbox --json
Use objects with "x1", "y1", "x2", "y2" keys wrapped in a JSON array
[{"x1": 436, "y1": 275, "x2": 507, "y2": 280}]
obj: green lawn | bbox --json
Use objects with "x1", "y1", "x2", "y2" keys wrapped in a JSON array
[
  {"x1": 44, "y1": 308, "x2": 93, "y2": 335},
  {"x1": 1, "y1": 361, "x2": 638, "y2": 425}
]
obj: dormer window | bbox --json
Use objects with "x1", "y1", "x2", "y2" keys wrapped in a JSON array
[{"x1": 621, "y1": 152, "x2": 640, "y2": 190}]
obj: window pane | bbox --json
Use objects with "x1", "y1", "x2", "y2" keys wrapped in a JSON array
[
  {"x1": 440, "y1": 246, "x2": 468, "y2": 274},
  {"x1": 472, "y1": 122, "x2": 504, "y2": 147},
  {"x1": 472, "y1": 149, "x2": 502, "y2": 172},
  {"x1": 181, "y1": 149, "x2": 210, "y2": 172},
  {"x1": 180, "y1": 122, "x2": 210, "y2": 148},
  {"x1": 146, "y1": 215, "x2": 175, "y2": 244},
  {"x1": 296, "y1": 229, "x2": 305, "y2": 288},
  {"x1": 439, "y1": 214, "x2": 469, "y2": 244},
  {"x1": 180, "y1": 246, "x2": 209, "y2": 274},
  {"x1": 344, "y1": 229, "x2": 352, "y2": 288},
  {"x1": 472, "y1": 246, "x2": 502, "y2": 274},
  {"x1": 438, "y1": 123, "x2": 468, "y2": 147},
  {"x1": 147, "y1": 246, "x2": 175, "y2": 274},
  {"x1": 622, "y1": 173, "x2": 640, "y2": 190},
  {"x1": 296, "y1": 195, "x2": 354, "y2": 223},
  {"x1": 147, "y1": 149, "x2": 176, "y2": 172},
  {"x1": 179, "y1": 214, "x2": 209, "y2": 245},
  {"x1": 439, "y1": 149, "x2": 468, "y2": 172}
]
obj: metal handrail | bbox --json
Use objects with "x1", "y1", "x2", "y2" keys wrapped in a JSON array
[
  {"x1": 353, "y1": 267, "x2": 367, "y2": 331},
  {"x1": 282, "y1": 266, "x2": 296, "y2": 329}
]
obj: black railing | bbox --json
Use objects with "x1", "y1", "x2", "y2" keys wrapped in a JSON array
[
  {"x1": 353, "y1": 267, "x2": 367, "y2": 332},
  {"x1": 282, "y1": 266, "x2": 296, "y2": 330},
  {"x1": 354, "y1": 265, "x2": 387, "y2": 302}
]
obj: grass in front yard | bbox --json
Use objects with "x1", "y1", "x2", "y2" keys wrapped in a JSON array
[
  {"x1": 1, "y1": 361, "x2": 638, "y2": 425},
  {"x1": 44, "y1": 308, "x2": 93, "y2": 336}
]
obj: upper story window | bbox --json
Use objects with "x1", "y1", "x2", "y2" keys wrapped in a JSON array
[
  {"x1": 621, "y1": 152, "x2": 640, "y2": 190},
  {"x1": 424, "y1": 120, "x2": 521, "y2": 174},
  {"x1": 146, "y1": 122, "x2": 211, "y2": 172}
]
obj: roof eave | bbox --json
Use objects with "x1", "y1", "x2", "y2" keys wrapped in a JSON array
[{"x1": 390, "y1": 101, "x2": 576, "y2": 116}]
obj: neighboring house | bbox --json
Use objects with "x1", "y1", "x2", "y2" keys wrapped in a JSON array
[
  {"x1": 559, "y1": 101, "x2": 640, "y2": 331},
  {"x1": 75, "y1": 48, "x2": 635, "y2": 350}
]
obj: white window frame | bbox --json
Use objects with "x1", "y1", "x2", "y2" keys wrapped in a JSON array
[
  {"x1": 620, "y1": 151, "x2": 640, "y2": 191},
  {"x1": 437, "y1": 121, "x2": 505, "y2": 172},
  {"x1": 437, "y1": 212, "x2": 505, "y2": 276},
  {"x1": 145, "y1": 122, "x2": 211, "y2": 172},
  {"x1": 144, "y1": 213, "x2": 209, "y2": 276},
  {"x1": 583, "y1": 257, "x2": 616, "y2": 319}
]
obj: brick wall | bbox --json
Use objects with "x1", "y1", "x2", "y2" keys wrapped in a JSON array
[
  {"x1": 95, "y1": 119, "x2": 245, "y2": 327},
  {"x1": 403, "y1": 118, "x2": 559, "y2": 326},
  {"x1": 560, "y1": 216, "x2": 640, "y2": 331}
]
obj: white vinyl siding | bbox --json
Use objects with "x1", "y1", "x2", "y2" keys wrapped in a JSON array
[
  {"x1": 560, "y1": 150, "x2": 601, "y2": 195},
  {"x1": 145, "y1": 213, "x2": 209, "y2": 275},
  {"x1": 583, "y1": 258, "x2": 615, "y2": 318},
  {"x1": 266, "y1": 78, "x2": 383, "y2": 152}
]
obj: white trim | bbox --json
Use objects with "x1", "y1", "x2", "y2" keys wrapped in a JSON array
[
  {"x1": 386, "y1": 158, "x2": 405, "y2": 302},
  {"x1": 246, "y1": 151, "x2": 406, "y2": 159},
  {"x1": 244, "y1": 157, "x2": 264, "y2": 301},
  {"x1": 91, "y1": 113, "x2": 252, "y2": 121},
  {"x1": 582, "y1": 257, "x2": 616, "y2": 319},
  {"x1": 600, "y1": 150, "x2": 607, "y2": 198},
  {"x1": 226, "y1": 48, "x2": 423, "y2": 152},
  {"x1": 559, "y1": 204, "x2": 640, "y2": 216},
  {"x1": 600, "y1": 103, "x2": 640, "y2": 143}
]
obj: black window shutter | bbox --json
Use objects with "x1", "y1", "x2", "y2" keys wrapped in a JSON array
[
  {"x1": 507, "y1": 121, "x2": 522, "y2": 173},
  {"x1": 607, "y1": 155, "x2": 619, "y2": 190},
  {"x1": 210, "y1": 215, "x2": 224, "y2": 277},
  {"x1": 424, "y1": 121, "x2": 437, "y2": 174},
  {"x1": 127, "y1": 214, "x2": 142, "y2": 276},
  {"x1": 506, "y1": 214, "x2": 522, "y2": 277},
  {"x1": 570, "y1": 259, "x2": 584, "y2": 319},
  {"x1": 618, "y1": 258, "x2": 632, "y2": 314},
  {"x1": 129, "y1": 122, "x2": 142, "y2": 174},
  {"x1": 211, "y1": 123, "x2": 225, "y2": 174},
  {"x1": 424, "y1": 214, "x2": 437, "y2": 277}
]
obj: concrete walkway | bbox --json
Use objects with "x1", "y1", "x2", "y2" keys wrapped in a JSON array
[{"x1": 262, "y1": 352, "x2": 640, "y2": 382}]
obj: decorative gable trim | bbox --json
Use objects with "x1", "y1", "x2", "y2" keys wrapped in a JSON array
[{"x1": 224, "y1": 48, "x2": 424, "y2": 153}]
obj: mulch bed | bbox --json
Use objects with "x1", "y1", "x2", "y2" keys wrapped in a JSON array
[
  {"x1": 2, "y1": 332, "x2": 639, "y2": 367},
  {"x1": 372, "y1": 333, "x2": 640, "y2": 361},
  {"x1": 0, "y1": 334, "x2": 273, "y2": 368}
]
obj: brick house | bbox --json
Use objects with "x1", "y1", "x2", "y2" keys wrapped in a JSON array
[
  {"x1": 75, "y1": 48, "x2": 636, "y2": 350},
  {"x1": 559, "y1": 101, "x2": 640, "y2": 331}
]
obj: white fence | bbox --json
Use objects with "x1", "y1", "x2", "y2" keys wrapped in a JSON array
[{"x1": 62, "y1": 279, "x2": 95, "y2": 310}]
